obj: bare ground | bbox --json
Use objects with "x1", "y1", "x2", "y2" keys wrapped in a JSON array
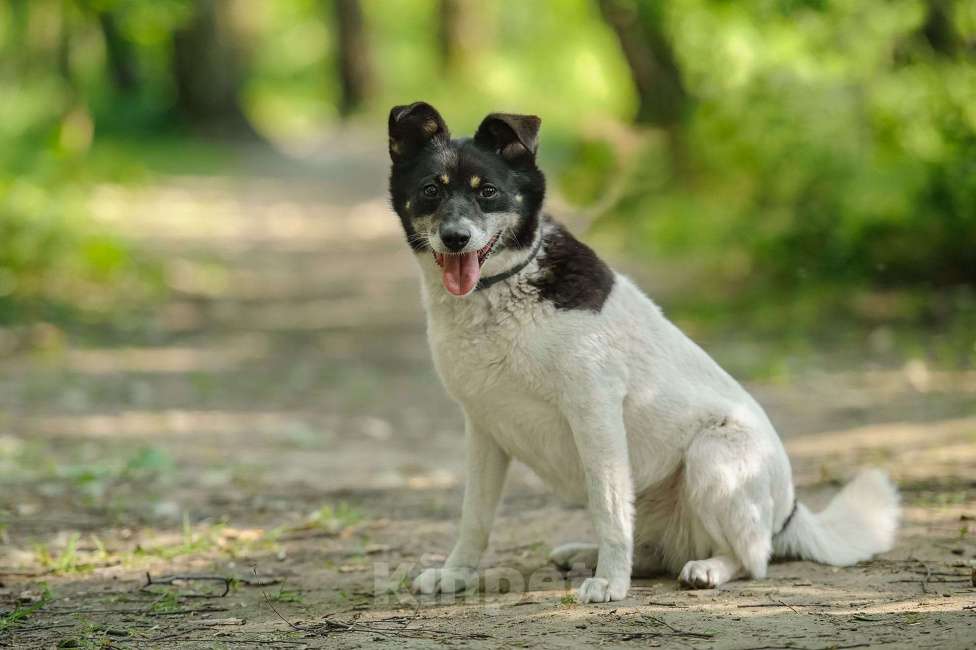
[{"x1": 1, "y1": 134, "x2": 974, "y2": 649}]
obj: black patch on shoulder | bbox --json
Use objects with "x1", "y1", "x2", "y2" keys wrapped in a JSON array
[{"x1": 530, "y1": 220, "x2": 615, "y2": 312}]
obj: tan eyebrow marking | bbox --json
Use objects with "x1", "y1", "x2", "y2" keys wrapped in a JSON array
[
  {"x1": 469, "y1": 176, "x2": 481, "y2": 189},
  {"x1": 515, "y1": 193, "x2": 523, "y2": 203},
  {"x1": 439, "y1": 174, "x2": 449, "y2": 185},
  {"x1": 405, "y1": 200, "x2": 411, "y2": 211}
]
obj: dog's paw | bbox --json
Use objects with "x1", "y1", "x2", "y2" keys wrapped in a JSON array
[
  {"x1": 678, "y1": 560, "x2": 721, "y2": 589},
  {"x1": 411, "y1": 567, "x2": 478, "y2": 595},
  {"x1": 577, "y1": 577, "x2": 628, "y2": 603},
  {"x1": 549, "y1": 543, "x2": 598, "y2": 572}
]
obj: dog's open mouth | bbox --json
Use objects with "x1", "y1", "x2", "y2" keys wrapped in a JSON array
[{"x1": 433, "y1": 232, "x2": 500, "y2": 296}]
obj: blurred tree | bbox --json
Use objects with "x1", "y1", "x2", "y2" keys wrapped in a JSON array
[
  {"x1": 331, "y1": 0, "x2": 373, "y2": 116},
  {"x1": 95, "y1": 8, "x2": 138, "y2": 93},
  {"x1": 57, "y1": 0, "x2": 74, "y2": 87},
  {"x1": 438, "y1": 0, "x2": 479, "y2": 74},
  {"x1": 3, "y1": 0, "x2": 33, "y2": 75},
  {"x1": 596, "y1": 0, "x2": 688, "y2": 129},
  {"x1": 171, "y1": 0, "x2": 253, "y2": 135},
  {"x1": 1, "y1": 0, "x2": 972, "y2": 313},
  {"x1": 921, "y1": 0, "x2": 961, "y2": 56},
  {"x1": 896, "y1": 0, "x2": 976, "y2": 64}
]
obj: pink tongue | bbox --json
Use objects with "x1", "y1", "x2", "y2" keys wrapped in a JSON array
[{"x1": 442, "y1": 252, "x2": 481, "y2": 296}]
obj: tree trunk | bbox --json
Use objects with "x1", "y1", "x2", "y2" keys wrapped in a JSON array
[
  {"x1": 171, "y1": 0, "x2": 253, "y2": 135},
  {"x1": 97, "y1": 10, "x2": 138, "y2": 93},
  {"x1": 332, "y1": 0, "x2": 373, "y2": 117},
  {"x1": 57, "y1": 1, "x2": 73, "y2": 86},
  {"x1": 438, "y1": 0, "x2": 478, "y2": 73},
  {"x1": 921, "y1": 0, "x2": 961, "y2": 56},
  {"x1": 3, "y1": 0, "x2": 28, "y2": 69},
  {"x1": 597, "y1": 0, "x2": 688, "y2": 129}
]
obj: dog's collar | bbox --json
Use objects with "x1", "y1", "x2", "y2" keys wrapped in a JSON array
[
  {"x1": 773, "y1": 499, "x2": 798, "y2": 537},
  {"x1": 476, "y1": 232, "x2": 545, "y2": 291}
]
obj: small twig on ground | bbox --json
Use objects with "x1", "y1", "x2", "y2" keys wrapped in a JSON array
[
  {"x1": 149, "y1": 606, "x2": 230, "y2": 617},
  {"x1": 398, "y1": 605, "x2": 422, "y2": 634},
  {"x1": 262, "y1": 593, "x2": 306, "y2": 633},
  {"x1": 147, "y1": 638, "x2": 307, "y2": 646},
  {"x1": 891, "y1": 578, "x2": 968, "y2": 585},
  {"x1": 44, "y1": 605, "x2": 230, "y2": 617},
  {"x1": 144, "y1": 572, "x2": 232, "y2": 597},
  {"x1": 642, "y1": 614, "x2": 676, "y2": 632},
  {"x1": 771, "y1": 597, "x2": 800, "y2": 614},
  {"x1": 739, "y1": 645, "x2": 870, "y2": 650},
  {"x1": 140, "y1": 628, "x2": 195, "y2": 643},
  {"x1": 5, "y1": 622, "x2": 78, "y2": 633},
  {"x1": 644, "y1": 600, "x2": 688, "y2": 608},
  {"x1": 918, "y1": 561, "x2": 931, "y2": 594},
  {"x1": 908, "y1": 569, "x2": 970, "y2": 577},
  {"x1": 239, "y1": 576, "x2": 284, "y2": 587},
  {"x1": 600, "y1": 629, "x2": 715, "y2": 640},
  {"x1": 738, "y1": 597, "x2": 801, "y2": 613},
  {"x1": 261, "y1": 591, "x2": 489, "y2": 640},
  {"x1": 851, "y1": 615, "x2": 884, "y2": 622}
]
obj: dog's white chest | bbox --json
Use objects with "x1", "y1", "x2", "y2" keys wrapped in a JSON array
[{"x1": 427, "y1": 304, "x2": 588, "y2": 500}]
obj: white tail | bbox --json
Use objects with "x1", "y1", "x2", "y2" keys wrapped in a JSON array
[{"x1": 773, "y1": 469, "x2": 900, "y2": 566}]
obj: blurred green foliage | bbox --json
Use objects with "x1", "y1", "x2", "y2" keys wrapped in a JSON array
[
  {"x1": 0, "y1": 0, "x2": 973, "y2": 330},
  {"x1": 0, "y1": 170, "x2": 163, "y2": 325},
  {"x1": 600, "y1": 0, "x2": 976, "y2": 294},
  {"x1": 0, "y1": 1, "x2": 167, "y2": 327}
]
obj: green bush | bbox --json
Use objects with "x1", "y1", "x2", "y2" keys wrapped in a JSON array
[
  {"x1": 0, "y1": 73, "x2": 164, "y2": 327},
  {"x1": 0, "y1": 174, "x2": 164, "y2": 326},
  {"x1": 598, "y1": 0, "x2": 976, "y2": 291}
]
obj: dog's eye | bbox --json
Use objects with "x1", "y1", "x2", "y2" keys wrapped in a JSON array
[
  {"x1": 479, "y1": 184, "x2": 497, "y2": 199},
  {"x1": 422, "y1": 184, "x2": 439, "y2": 198}
]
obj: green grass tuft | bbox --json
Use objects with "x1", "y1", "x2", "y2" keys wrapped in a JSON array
[{"x1": 0, "y1": 583, "x2": 53, "y2": 633}]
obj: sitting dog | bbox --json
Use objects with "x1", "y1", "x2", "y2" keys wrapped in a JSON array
[{"x1": 387, "y1": 102, "x2": 899, "y2": 603}]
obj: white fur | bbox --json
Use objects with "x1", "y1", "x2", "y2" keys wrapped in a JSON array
[
  {"x1": 772, "y1": 469, "x2": 900, "y2": 566},
  {"x1": 410, "y1": 219, "x2": 900, "y2": 602}
]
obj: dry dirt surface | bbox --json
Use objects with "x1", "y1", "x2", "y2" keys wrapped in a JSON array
[{"x1": 1, "y1": 134, "x2": 974, "y2": 649}]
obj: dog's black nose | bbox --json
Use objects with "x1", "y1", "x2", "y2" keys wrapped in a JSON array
[{"x1": 440, "y1": 225, "x2": 471, "y2": 252}]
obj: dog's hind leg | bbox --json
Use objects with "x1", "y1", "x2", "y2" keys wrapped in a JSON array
[
  {"x1": 632, "y1": 543, "x2": 669, "y2": 578},
  {"x1": 678, "y1": 555, "x2": 743, "y2": 588},
  {"x1": 677, "y1": 418, "x2": 779, "y2": 589},
  {"x1": 632, "y1": 468, "x2": 689, "y2": 578},
  {"x1": 549, "y1": 543, "x2": 598, "y2": 573},
  {"x1": 550, "y1": 542, "x2": 668, "y2": 578}
]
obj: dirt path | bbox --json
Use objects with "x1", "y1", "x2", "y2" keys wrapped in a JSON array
[{"x1": 1, "y1": 133, "x2": 974, "y2": 648}]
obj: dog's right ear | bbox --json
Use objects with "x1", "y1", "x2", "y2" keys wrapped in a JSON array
[
  {"x1": 473, "y1": 113, "x2": 541, "y2": 165},
  {"x1": 388, "y1": 102, "x2": 450, "y2": 163}
]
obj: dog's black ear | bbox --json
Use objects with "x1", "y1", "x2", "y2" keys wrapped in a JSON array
[
  {"x1": 474, "y1": 113, "x2": 541, "y2": 164},
  {"x1": 388, "y1": 102, "x2": 450, "y2": 163}
]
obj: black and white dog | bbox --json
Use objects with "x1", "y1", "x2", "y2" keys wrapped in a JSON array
[{"x1": 387, "y1": 102, "x2": 899, "y2": 603}]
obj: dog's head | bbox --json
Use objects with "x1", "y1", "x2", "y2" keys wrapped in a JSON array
[{"x1": 388, "y1": 102, "x2": 545, "y2": 297}]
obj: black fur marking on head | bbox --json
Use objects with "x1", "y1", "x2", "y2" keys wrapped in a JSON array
[
  {"x1": 530, "y1": 219, "x2": 615, "y2": 312},
  {"x1": 474, "y1": 113, "x2": 542, "y2": 165},
  {"x1": 388, "y1": 102, "x2": 450, "y2": 164},
  {"x1": 387, "y1": 103, "x2": 546, "y2": 254}
]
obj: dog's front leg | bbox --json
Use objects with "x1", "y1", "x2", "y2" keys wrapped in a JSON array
[
  {"x1": 412, "y1": 415, "x2": 510, "y2": 595},
  {"x1": 564, "y1": 388, "x2": 634, "y2": 603}
]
